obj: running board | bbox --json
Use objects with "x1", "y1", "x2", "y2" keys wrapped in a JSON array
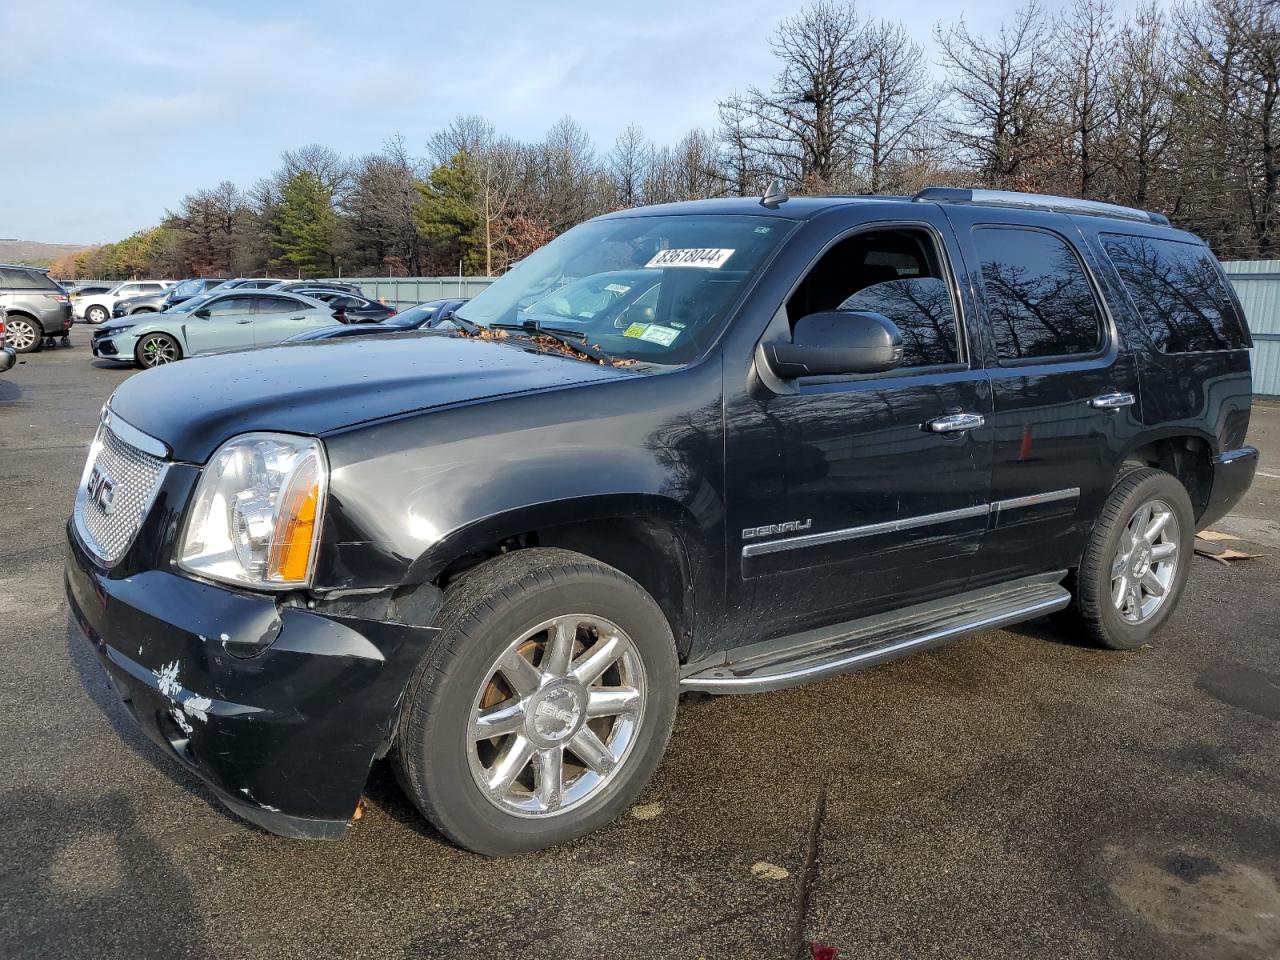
[{"x1": 680, "y1": 574, "x2": 1070, "y2": 694}]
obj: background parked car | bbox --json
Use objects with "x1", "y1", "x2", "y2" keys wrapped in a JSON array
[
  {"x1": 75, "y1": 279, "x2": 173, "y2": 323},
  {"x1": 66, "y1": 283, "x2": 112, "y2": 303},
  {"x1": 90, "y1": 290, "x2": 336, "y2": 367},
  {"x1": 205, "y1": 278, "x2": 286, "y2": 294},
  {"x1": 112, "y1": 277, "x2": 226, "y2": 318},
  {"x1": 0, "y1": 264, "x2": 73, "y2": 352},
  {"x1": 0, "y1": 305, "x2": 17, "y2": 372},
  {"x1": 269, "y1": 280, "x2": 363, "y2": 295},
  {"x1": 285, "y1": 299, "x2": 467, "y2": 342},
  {"x1": 292, "y1": 288, "x2": 395, "y2": 322}
]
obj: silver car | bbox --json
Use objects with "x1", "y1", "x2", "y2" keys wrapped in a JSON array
[{"x1": 89, "y1": 290, "x2": 337, "y2": 367}]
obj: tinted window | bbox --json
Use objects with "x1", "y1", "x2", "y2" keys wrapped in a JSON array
[
  {"x1": 788, "y1": 228, "x2": 961, "y2": 369},
  {"x1": 0, "y1": 268, "x2": 59, "y2": 290},
  {"x1": 1101, "y1": 234, "x2": 1246, "y2": 352},
  {"x1": 974, "y1": 227, "x2": 1102, "y2": 360},
  {"x1": 254, "y1": 296, "x2": 302, "y2": 314},
  {"x1": 204, "y1": 296, "x2": 256, "y2": 316}
]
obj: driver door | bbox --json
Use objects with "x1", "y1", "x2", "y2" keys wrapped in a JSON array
[
  {"x1": 726, "y1": 219, "x2": 994, "y2": 641},
  {"x1": 184, "y1": 294, "x2": 256, "y2": 354}
]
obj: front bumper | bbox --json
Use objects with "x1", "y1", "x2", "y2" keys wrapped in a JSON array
[
  {"x1": 65, "y1": 526, "x2": 438, "y2": 839},
  {"x1": 1199, "y1": 446, "x2": 1259, "y2": 530}
]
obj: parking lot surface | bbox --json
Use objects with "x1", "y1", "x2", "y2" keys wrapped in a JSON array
[{"x1": 2, "y1": 344, "x2": 1278, "y2": 960}]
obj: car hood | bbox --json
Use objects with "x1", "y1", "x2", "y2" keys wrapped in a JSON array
[{"x1": 108, "y1": 332, "x2": 642, "y2": 462}]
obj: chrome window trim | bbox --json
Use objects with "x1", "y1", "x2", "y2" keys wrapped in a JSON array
[{"x1": 741, "y1": 488, "x2": 1080, "y2": 558}]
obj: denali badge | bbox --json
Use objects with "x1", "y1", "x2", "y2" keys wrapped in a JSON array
[
  {"x1": 743, "y1": 519, "x2": 812, "y2": 540},
  {"x1": 87, "y1": 465, "x2": 116, "y2": 516}
]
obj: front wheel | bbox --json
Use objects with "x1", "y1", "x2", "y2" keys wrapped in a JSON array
[
  {"x1": 1071, "y1": 467, "x2": 1195, "y2": 649},
  {"x1": 393, "y1": 548, "x2": 678, "y2": 856},
  {"x1": 135, "y1": 332, "x2": 182, "y2": 368}
]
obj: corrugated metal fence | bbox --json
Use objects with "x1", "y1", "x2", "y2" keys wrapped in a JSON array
[
  {"x1": 319, "y1": 276, "x2": 496, "y2": 308},
  {"x1": 1222, "y1": 261, "x2": 1280, "y2": 397}
]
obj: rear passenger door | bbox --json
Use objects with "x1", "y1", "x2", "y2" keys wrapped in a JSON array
[
  {"x1": 944, "y1": 208, "x2": 1144, "y2": 587},
  {"x1": 250, "y1": 295, "x2": 318, "y2": 345}
]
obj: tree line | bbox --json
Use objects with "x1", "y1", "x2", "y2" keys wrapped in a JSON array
[{"x1": 52, "y1": 0, "x2": 1278, "y2": 281}]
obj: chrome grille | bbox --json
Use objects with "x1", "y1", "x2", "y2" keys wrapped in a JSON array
[{"x1": 73, "y1": 413, "x2": 169, "y2": 564}]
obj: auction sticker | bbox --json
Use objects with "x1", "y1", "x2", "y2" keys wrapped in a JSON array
[
  {"x1": 644, "y1": 248, "x2": 735, "y2": 269},
  {"x1": 622, "y1": 323, "x2": 681, "y2": 346}
]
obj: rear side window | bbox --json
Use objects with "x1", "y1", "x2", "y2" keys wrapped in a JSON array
[
  {"x1": 254, "y1": 296, "x2": 301, "y2": 313},
  {"x1": 0, "y1": 268, "x2": 60, "y2": 290},
  {"x1": 973, "y1": 227, "x2": 1103, "y2": 361},
  {"x1": 1101, "y1": 234, "x2": 1247, "y2": 352}
]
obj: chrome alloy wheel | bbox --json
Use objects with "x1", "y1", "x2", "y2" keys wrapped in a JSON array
[
  {"x1": 5, "y1": 317, "x2": 36, "y2": 351},
  {"x1": 1111, "y1": 498, "x2": 1180, "y2": 624},
  {"x1": 467, "y1": 614, "x2": 646, "y2": 817},
  {"x1": 138, "y1": 335, "x2": 177, "y2": 366}
]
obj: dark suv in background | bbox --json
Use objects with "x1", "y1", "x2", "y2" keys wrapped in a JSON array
[
  {"x1": 112, "y1": 277, "x2": 227, "y2": 318},
  {"x1": 0, "y1": 264, "x2": 73, "y2": 352},
  {"x1": 67, "y1": 187, "x2": 1256, "y2": 856}
]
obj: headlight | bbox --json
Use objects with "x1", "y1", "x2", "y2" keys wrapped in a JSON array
[
  {"x1": 178, "y1": 433, "x2": 327, "y2": 590},
  {"x1": 105, "y1": 325, "x2": 134, "y2": 336}
]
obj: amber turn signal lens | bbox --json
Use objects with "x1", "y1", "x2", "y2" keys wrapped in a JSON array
[{"x1": 267, "y1": 455, "x2": 321, "y2": 583}]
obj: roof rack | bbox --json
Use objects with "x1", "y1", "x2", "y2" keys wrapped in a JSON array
[{"x1": 912, "y1": 187, "x2": 1170, "y2": 226}]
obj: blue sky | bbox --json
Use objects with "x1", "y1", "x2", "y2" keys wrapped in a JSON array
[{"x1": 0, "y1": 0, "x2": 1129, "y2": 243}]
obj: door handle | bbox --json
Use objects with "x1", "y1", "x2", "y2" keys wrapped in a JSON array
[
  {"x1": 235, "y1": 318, "x2": 252, "y2": 324},
  {"x1": 1088, "y1": 391, "x2": 1135, "y2": 410},
  {"x1": 927, "y1": 412, "x2": 985, "y2": 433}
]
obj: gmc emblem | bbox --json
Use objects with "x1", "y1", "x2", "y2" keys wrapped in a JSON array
[{"x1": 87, "y1": 465, "x2": 116, "y2": 516}]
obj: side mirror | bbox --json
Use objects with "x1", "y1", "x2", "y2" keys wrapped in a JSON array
[
  {"x1": 194, "y1": 307, "x2": 211, "y2": 319},
  {"x1": 763, "y1": 310, "x2": 903, "y2": 378}
]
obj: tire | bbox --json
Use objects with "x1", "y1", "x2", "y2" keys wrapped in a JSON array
[
  {"x1": 1069, "y1": 467, "x2": 1195, "y2": 650},
  {"x1": 393, "y1": 548, "x2": 678, "y2": 856},
  {"x1": 5, "y1": 315, "x2": 42, "y2": 353},
  {"x1": 85, "y1": 305, "x2": 109, "y2": 324},
  {"x1": 134, "y1": 332, "x2": 182, "y2": 368}
]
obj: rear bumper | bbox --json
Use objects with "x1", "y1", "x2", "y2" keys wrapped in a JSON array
[
  {"x1": 65, "y1": 525, "x2": 438, "y2": 839},
  {"x1": 1200, "y1": 446, "x2": 1259, "y2": 530}
]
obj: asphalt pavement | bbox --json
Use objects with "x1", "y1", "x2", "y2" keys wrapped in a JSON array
[{"x1": 1, "y1": 342, "x2": 1277, "y2": 960}]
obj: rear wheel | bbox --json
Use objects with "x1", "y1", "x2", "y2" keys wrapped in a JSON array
[
  {"x1": 5, "y1": 315, "x2": 41, "y2": 353},
  {"x1": 85, "y1": 304, "x2": 109, "y2": 323},
  {"x1": 393, "y1": 548, "x2": 678, "y2": 856},
  {"x1": 1070, "y1": 468, "x2": 1194, "y2": 649},
  {"x1": 135, "y1": 333, "x2": 181, "y2": 368}
]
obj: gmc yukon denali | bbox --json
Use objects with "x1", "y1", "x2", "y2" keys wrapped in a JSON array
[{"x1": 66, "y1": 187, "x2": 1257, "y2": 856}]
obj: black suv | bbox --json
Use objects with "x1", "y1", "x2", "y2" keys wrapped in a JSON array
[{"x1": 66, "y1": 188, "x2": 1256, "y2": 855}]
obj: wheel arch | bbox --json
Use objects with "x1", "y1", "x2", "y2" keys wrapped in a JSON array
[
  {"x1": 1120, "y1": 431, "x2": 1215, "y2": 522},
  {"x1": 408, "y1": 495, "x2": 705, "y2": 660}
]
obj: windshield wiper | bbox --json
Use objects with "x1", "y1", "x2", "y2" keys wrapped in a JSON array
[{"x1": 491, "y1": 320, "x2": 615, "y2": 364}]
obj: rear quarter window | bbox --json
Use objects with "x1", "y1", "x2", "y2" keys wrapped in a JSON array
[{"x1": 1101, "y1": 233, "x2": 1248, "y2": 353}]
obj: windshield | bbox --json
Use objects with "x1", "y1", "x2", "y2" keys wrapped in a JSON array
[
  {"x1": 167, "y1": 292, "x2": 214, "y2": 314},
  {"x1": 455, "y1": 214, "x2": 794, "y2": 365},
  {"x1": 168, "y1": 278, "x2": 205, "y2": 298},
  {"x1": 385, "y1": 303, "x2": 440, "y2": 328}
]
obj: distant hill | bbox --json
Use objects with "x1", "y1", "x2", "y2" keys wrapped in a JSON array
[{"x1": 0, "y1": 239, "x2": 91, "y2": 267}]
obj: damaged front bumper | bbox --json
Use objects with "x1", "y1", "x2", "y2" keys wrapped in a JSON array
[{"x1": 65, "y1": 526, "x2": 437, "y2": 839}]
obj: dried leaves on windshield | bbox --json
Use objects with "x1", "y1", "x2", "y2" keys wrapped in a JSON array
[{"x1": 455, "y1": 325, "x2": 639, "y2": 368}]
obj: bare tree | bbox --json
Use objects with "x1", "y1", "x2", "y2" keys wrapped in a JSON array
[
  {"x1": 608, "y1": 124, "x2": 651, "y2": 208},
  {"x1": 1106, "y1": 2, "x2": 1174, "y2": 207},
  {"x1": 1053, "y1": 0, "x2": 1118, "y2": 198},
  {"x1": 935, "y1": 3, "x2": 1052, "y2": 188},
  {"x1": 343, "y1": 135, "x2": 427, "y2": 274},
  {"x1": 850, "y1": 19, "x2": 935, "y2": 192},
  {"x1": 716, "y1": 1, "x2": 872, "y2": 189}
]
